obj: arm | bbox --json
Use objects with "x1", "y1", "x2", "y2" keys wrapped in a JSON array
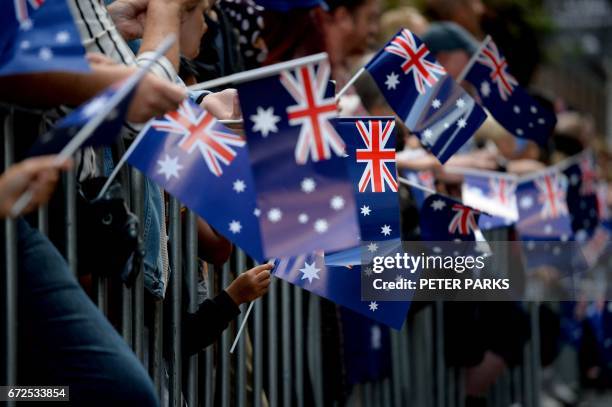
[{"x1": 196, "y1": 217, "x2": 233, "y2": 265}]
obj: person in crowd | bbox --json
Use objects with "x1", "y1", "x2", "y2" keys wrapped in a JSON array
[{"x1": 379, "y1": 5, "x2": 430, "y2": 43}]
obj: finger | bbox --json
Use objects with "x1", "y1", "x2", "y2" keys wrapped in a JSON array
[{"x1": 256, "y1": 270, "x2": 271, "y2": 282}]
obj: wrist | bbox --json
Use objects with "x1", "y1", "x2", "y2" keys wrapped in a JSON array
[{"x1": 225, "y1": 286, "x2": 243, "y2": 306}]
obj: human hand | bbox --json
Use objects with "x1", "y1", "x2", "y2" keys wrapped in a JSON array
[
  {"x1": 201, "y1": 89, "x2": 241, "y2": 121},
  {"x1": 108, "y1": 0, "x2": 149, "y2": 41},
  {"x1": 0, "y1": 156, "x2": 72, "y2": 218},
  {"x1": 225, "y1": 263, "x2": 273, "y2": 305},
  {"x1": 127, "y1": 72, "x2": 187, "y2": 123}
]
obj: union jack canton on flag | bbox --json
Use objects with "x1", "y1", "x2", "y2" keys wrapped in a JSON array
[
  {"x1": 127, "y1": 98, "x2": 266, "y2": 262},
  {"x1": 235, "y1": 54, "x2": 361, "y2": 258},
  {"x1": 364, "y1": 29, "x2": 486, "y2": 163},
  {"x1": 463, "y1": 38, "x2": 556, "y2": 146},
  {"x1": 0, "y1": 0, "x2": 89, "y2": 76}
]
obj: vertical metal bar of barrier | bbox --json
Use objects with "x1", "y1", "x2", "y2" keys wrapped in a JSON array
[
  {"x1": 399, "y1": 322, "x2": 411, "y2": 403},
  {"x1": 3, "y1": 112, "x2": 18, "y2": 401},
  {"x1": 390, "y1": 330, "x2": 402, "y2": 407},
  {"x1": 435, "y1": 301, "x2": 445, "y2": 407},
  {"x1": 363, "y1": 382, "x2": 373, "y2": 407},
  {"x1": 131, "y1": 169, "x2": 145, "y2": 361},
  {"x1": 523, "y1": 338, "x2": 533, "y2": 407},
  {"x1": 203, "y1": 264, "x2": 215, "y2": 407},
  {"x1": 267, "y1": 277, "x2": 278, "y2": 407},
  {"x1": 235, "y1": 250, "x2": 247, "y2": 407},
  {"x1": 253, "y1": 287, "x2": 263, "y2": 407},
  {"x1": 383, "y1": 378, "x2": 392, "y2": 407},
  {"x1": 293, "y1": 286, "x2": 304, "y2": 407},
  {"x1": 185, "y1": 211, "x2": 198, "y2": 407},
  {"x1": 150, "y1": 299, "x2": 164, "y2": 397},
  {"x1": 529, "y1": 302, "x2": 541, "y2": 407},
  {"x1": 64, "y1": 168, "x2": 77, "y2": 275},
  {"x1": 220, "y1": 263, "x2": 231, "y2": 407},
  {"x1": 168, "y1": 196, "x2": 183, "y2": 407},
  {"x1": 281, "y1": 281, "x2": 292, "y2": 407},
  {"x1": 308, "y1": 295, "x2": 324, "y2": 407},
  {"x1": 446, "y1": 367, "x2": 456, "y2": 407}
]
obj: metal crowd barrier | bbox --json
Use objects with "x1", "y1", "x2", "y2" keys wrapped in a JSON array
[{"x1": 1, "y1": 108, "x2": 559, "y2": 406}]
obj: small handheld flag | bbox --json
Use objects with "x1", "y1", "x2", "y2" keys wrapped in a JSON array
[{"x1": 364, "y1": 29, "x2": 487, "y2": 163}]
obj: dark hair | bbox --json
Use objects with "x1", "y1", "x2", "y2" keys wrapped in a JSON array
[
  {"x1": 262, "y1": 8, "x2": 327, "y2": 65},
  {"x1": 325, "y1": 0, "x2": 368, "y2": 12}
]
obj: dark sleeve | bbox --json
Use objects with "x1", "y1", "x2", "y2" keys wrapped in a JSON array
[{"x1": 182, "y1": 290, "x2": 240, "y2": 356}]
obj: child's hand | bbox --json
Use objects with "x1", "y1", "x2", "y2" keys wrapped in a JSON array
[{"x1": 226, "y1": 263, "x2": 273, "y2": 306}]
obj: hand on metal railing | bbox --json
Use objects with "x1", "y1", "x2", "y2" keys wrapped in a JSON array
[{"x1": 0, "y1": 155, "x2": 72, "y2": 218}]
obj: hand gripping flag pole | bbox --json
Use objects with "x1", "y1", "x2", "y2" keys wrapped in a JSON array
[{"x1": 10, "y1": 34, "x2": 178, "y2": 217}]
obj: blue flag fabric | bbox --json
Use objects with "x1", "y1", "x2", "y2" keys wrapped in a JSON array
[
  {"x1": 365, "y1": 29, "x2": 486, "y2": 163},
  {"x1": 0, "y1": 0, "x2": 89, "y2": 76},
  {"x1": 28, "y1": 81, "x2": 136, "y2": 156},
  {"x1": 339, "y1": 308, "x2": 392, "y2": 385},
  {"x1": 235, "y1": 58, "x2": 360, "y2": 258},
  {"x1": 563, "y1": 154, "x2": 600, "y2": 242},
  {"x1": 516, "y1": 169, "x2": 573, "y2": 241},
  {"x1": 463, "y1": 38, "x2": 556, "y2": 146},
  {"x1": 419, "y1": 193, "x2": 482, "y2": 242},
  {"x1": 274, "y1": 253, "x2": 410, "y2": 329},
  {"x1": 401, "y1": 169, "x2": 435, "y2": 209},
  {"x1": 127, "y1": 98, "x2": 265, "y2": 261}
]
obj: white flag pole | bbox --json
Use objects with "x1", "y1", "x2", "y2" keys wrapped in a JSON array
[
  {"x1": 229, "y1": 301, "x2": 255, "y2": 354},
  {"x1": 188, "y1": 53, "x2": 329, "y2": 91},
  {"x1": 456, "y1": 35, "x2": 492, "y2": 83},
  {"x1": 398, "y1": 176, "x2": 437, "y2": 195},
  {"x1": 9, "y1": 35, "x2": 177, "y2": 217},
  {"x1": 335, "y1": 67, "x2": 366, "y2": 102}
]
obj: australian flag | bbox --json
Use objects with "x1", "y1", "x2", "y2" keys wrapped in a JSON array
[
  {"x1": 365, "y1": 29, "x2": 486, "y2": 163},
  {"x1": 0, "y1": 0, "x2": 89, "y2": 76},
  {"x1": 419, "y1": 193, "x2": 482, "y2": 242},
  {"x1": 463, "y1": 38, "x2": 556, "y2": 146},
  {"x1": 461, "y1": 171, "x2": 518, "y2": 230},
  {"x1": 516, "y1": 169, "x2": 573, "y2": 240},
  {"x1": 564, "y1": 153, "x2": 600, "y2": 242},
  {"x1": 28, "y1": 80, "x2": 137, "y2": 156},
  {"x1": 235, "y1": 57, "x2": 360, "y2": 258},
  {"x1": 127, "y1": 98, "x2": 265, "y2": 261}
]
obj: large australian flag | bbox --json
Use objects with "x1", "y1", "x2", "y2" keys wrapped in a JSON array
[
  {"x1": 0, "y1": 0, "x2": 89, "y2": 76},
  {"x1": 463, "y1": 38, "x2": 556, "y2": 146},
  {"x1": 235, "y1": 55, "x2": 360, "y2": 258},
  {"x1": 365, "y1": 29, "x2": 486, "y2": 163},
  {"x1": 127, "y1": 98, "x2": 265, "y2": 261}
]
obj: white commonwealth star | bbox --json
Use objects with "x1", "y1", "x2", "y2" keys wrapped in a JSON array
[
  {"x1": 253, "y1": 208, "x2": 261, "y2": 217},
  {"x1": 360, "y1": 205, "x2": 371, "y2": 216},
  {"x1": 369, "y1": 301, "x2": 378, "y2": 312},
  {"x1": 55, "y1": 31, "x2": 70, "y2": 44},
  {"x1": 432, "y1": 99, "x2": 442, "y2": 109},
  {"x1": 330, "y1": 195, "x2": 345, "y2": 210},
  {"x1": 367, "y1": 242, "x2": 378, "y2": 252},
  {"x1": 233, "y1": 179, "x2": 246, "y2": 193},
  {"x1": 385, "y1": 72, "x2": 400, "y2": 90},
  {"x1": 38, "y1": 47, "x2": 53, "y2": 61},
  {"x1": 301, "y1": 177, "x2": 316, "y2": 193},
  {"x1": 157, "y1": 155, "x2": 183, "y2": 180},
  {"x1": 456, "y1": 98, "x2": 465, "y2": 109},
  {"x1": 423, "y1": 129, "x2": 434, "y2": 143},
  {"x1": 250, "y1": 106, "x2": 280, "y2": 137},
  {"x1": 268, "y1": 208, "x2": 282, "y2": 223},
  {"x1": 431, "y1": 199, "x2": 446, "y2": 211},
  {"x1": 299, "y1": 261, "x2": 321, "y2": 284},
  {"x1": 381, "y1": 225, "x2": 392, "y2": 236},
  {"x1": 229, "y1": 220, "x2": 242, "y2": 234},
  {"x1": 480, "y1": 81, "x2": 491, "y2": 97},
  {"x1": 457, "y1": 118, "x2": 467, "y2": 129},
  {"x1": 314, "y1": 219, "x2": 329, "y2": 234}
]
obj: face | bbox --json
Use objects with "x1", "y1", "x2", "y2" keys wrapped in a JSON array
[
  {"x1": 179, "y1": 0, "x2": 210, "y2": 59},
  {"x1": 436, "y1": 50, "x2": 470, "y2": 79},
  {"x1": 347, "y1": 0, "x2": 381, "y2": 55}
]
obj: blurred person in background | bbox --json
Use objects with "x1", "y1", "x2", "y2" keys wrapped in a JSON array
[{"x1": 379, "y1": 5, "x2": 430, "y2": 43}]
